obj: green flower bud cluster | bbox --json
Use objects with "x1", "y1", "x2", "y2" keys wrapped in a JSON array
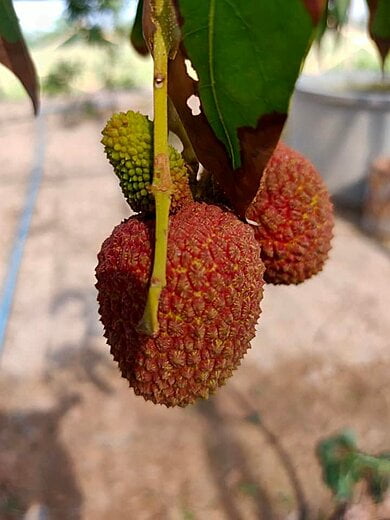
[
  {"x1": 102, "y1": 110, "x2": 192, "y2": 214},
  {"x1": 102, "y1": 111, "x2": 154, "y2": 212}
]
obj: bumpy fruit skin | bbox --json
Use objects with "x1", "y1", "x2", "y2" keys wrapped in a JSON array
[
  {"x1": 101, "y1": 110, "x2": 192, "y2": 214},
  {"x1": 96, "y1": 203, "x2": 264, "y2": 407},
  {"x1": 246, "y1": 142, "x2": 334, "y2": 285}
]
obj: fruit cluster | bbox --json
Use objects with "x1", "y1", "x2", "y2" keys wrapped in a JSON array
[{"x1": 96, "y1": 111, "x2": 334, "y2": 407}]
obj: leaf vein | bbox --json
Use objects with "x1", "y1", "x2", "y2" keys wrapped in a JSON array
[
  {"x1": 223, "y1": 0, "x2": 272, "y2": 112},
  {"x1": 208, "y1": 0, "x2": 237, "y2": 167}
]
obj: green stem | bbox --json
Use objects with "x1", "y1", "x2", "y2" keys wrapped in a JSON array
[
  {"x1": 357, "y1": 453, "x2": 390, "y2": 475},
  {"x1": 168, "y1": 98, "x2": 198, "y2": 175},
  {"x1": 138, "y1": 0, "x2": 172, "y2": 336}
]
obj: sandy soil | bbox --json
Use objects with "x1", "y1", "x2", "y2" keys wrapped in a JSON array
[{"x1": 0, "y1": 93, "x2": 389, "y2": 519}]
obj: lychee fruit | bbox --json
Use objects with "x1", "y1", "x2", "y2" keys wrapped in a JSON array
[
  {"x1": 101, "y1": 110, "x2": 192, "y2": 214},
  {"x1": 246, "y1": 142, "x2": 334, "y2": 285},
  {"x1": 96, "y1": 202, "x2": 265, "y2": 407}
]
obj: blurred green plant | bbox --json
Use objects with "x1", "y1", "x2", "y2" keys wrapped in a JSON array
[
  {"x1": 42, "y1": 60, "x2": 82, "y2": 96},
  {"x1": 317, "y1": 430, "x2": 390, "y2": 503},
  {"x1": 98, "y1": 61, "x2": 136, "y2": 90},
  {"x1": 65, "y1": 0, "x2": 123, "y2": 21},
  {"x1": 62, "y1": 0, "x2": 127, "y2": 46},
  {"x1": 62, "y1": 25, "x2": 114, "y2": 47},
  {"x1": 317, "y1": 0, "x2": 390, "y2": 71},
  {"x1": 317, "y1": 0, "x2": 351, "y2": 43}
]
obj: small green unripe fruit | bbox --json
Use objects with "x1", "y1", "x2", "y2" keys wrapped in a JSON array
[{"x1": 101, "y1": 110, "x2": 192, "y2": 214}]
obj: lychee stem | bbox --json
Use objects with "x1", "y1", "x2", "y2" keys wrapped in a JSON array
[
  {"x1": 168, "y1": 98, "x2": 198, "y2": 174},
  {"x1": 138, "y1": 0, "x2": 173, "y2": 336}
]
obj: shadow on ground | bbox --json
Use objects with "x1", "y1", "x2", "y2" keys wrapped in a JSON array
[
  {"x1": 0, "y1": 346, "x2": 389, "y2": 519},
  {"x1": 0, "y1": 393, "x2": 82, "y2": 519}
]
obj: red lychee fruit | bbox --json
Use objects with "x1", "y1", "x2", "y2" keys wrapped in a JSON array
[
  {"x1": 96, "y1": 203, "x2": 265, "y2": 407},
  {"x1": 246, "y1": 142, "x2": 334, "y2": 285}
]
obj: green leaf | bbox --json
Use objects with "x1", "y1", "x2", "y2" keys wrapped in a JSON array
[
  {"x1": 131, "y1": 0, "x2": 149, "y2": 56},
  {"x1": 366, "y1": 452, "x2": 390, "y2": 503},
  {"x1": 333, "y1": 0, "x2": 351, "y2": 25},
  {"x1": 0, "y1": 0, "x2": 39, "y2": 113},
  {"x1": 317, "y1": 431, "x2": 390, "y2": 504},
  {"x1": 317, "y1": 431, "x2": 360, "y2": 502},
  {"x1": 368, "y1": 0, "x2": 390, "y2": 39},
  {"x1": 169, "y1": 0, "x2": 325, "y2": 215},
  {"x1": 366, "y1": 0, "x2": 390, "y2": 68},
  {"x1": 179, "y1": 0, "x2": 316, "y2": 169}
]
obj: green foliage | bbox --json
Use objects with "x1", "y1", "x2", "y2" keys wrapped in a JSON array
[
  {"x1": 176, "y1": 0, "x2": 317, "y2": 170},
  {"x1": 65, "y1": 0, "x2": 123, "y2": 22},
  {"x1": 131, "y1": 0, "x2": 148, "y2": 55},
  {"x1": 62, "y1": 25, "x2": 114, "y2": 47},
  {"x1": 367, "y1": 0, "x2": 390, "y2": 68},
  {"x1": 317, "y1": 0, "x2": 389, "y2": 68},
  {"x1": 371, "y1": 0, "x2": 390, "y2": 39},
  {"x1": 167, "y1": 0, "x2": 323, "y2": 214},
  {"x1": 99, "y1": 68, "x2": 135, "y2": 90},
  {"x1": 317, "y1": 431, "x2": 390, "y2": 503},
  {"x1": 42, "y1": 60, "x2": 82, "y2": 96},
  {"x1": 0, "y1": 0, "x2": 22, "y2": 42},
  {"x1": 181, "y1": 509, "x2": 195, "y2": 520},
  {"x1": 317, "y1": 0, "x2": 351, "y2": 43},
  {"x1": 367, "y1": 452, "x2": 390, "y2": 502},
  {"x1": 238, "y1": 482, "x2": 258, "y2": 497},
  {"x1": 59, "y1": 0, "x2": 128, "y2": 63},
  {"x1": 343, "y1": 47, "x2": 390, "y2": 71},
  {"x1": 317, "y1": 431, "x2": 361, "y2": 502}
]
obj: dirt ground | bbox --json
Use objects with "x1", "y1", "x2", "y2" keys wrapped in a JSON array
[{"x1": 0, "y1": 92, "x2": 389, "y2": 520}]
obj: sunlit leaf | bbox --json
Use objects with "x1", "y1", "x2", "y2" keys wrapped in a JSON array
[{"x1": 169, "y1": 0, "x2": 325, "y2": 215}]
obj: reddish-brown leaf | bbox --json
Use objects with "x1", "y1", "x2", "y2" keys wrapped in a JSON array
[
  {"x1": 301, "y1": 0, "x2": 328, "y2": 24},
  {"x1": 143, "y1": 0, "x2": 180, "y2": 58},
  {"x1": 0, "y1": 37, "x2": 39, "y2": 114}
]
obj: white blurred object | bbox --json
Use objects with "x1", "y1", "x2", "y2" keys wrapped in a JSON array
[
  {"x1": 285, "y1": 71, "x2": 390, "y2": 208},
  {"x1": 349, "y1": 0, "x2": 369, "y2": 24},
  {"x1": 23, "y1": 503, "x2": 48, "y2": 520}
]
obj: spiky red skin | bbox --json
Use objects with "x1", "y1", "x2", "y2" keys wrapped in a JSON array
[
  {"x1": 96, "y1": 203, "x2": 264, "y2": 407},
  {"x1": 246, "y1": 142, "x2": 334, "y2": 285}
]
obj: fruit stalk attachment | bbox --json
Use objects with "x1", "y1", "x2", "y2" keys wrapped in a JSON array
[{"x1": 138, "y1": 0, "x2": 173, "y2": 336}]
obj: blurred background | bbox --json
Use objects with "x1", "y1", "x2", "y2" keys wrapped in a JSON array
[{"x1": 0, "y1": 0, "x2": 389, "y2": 518}]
